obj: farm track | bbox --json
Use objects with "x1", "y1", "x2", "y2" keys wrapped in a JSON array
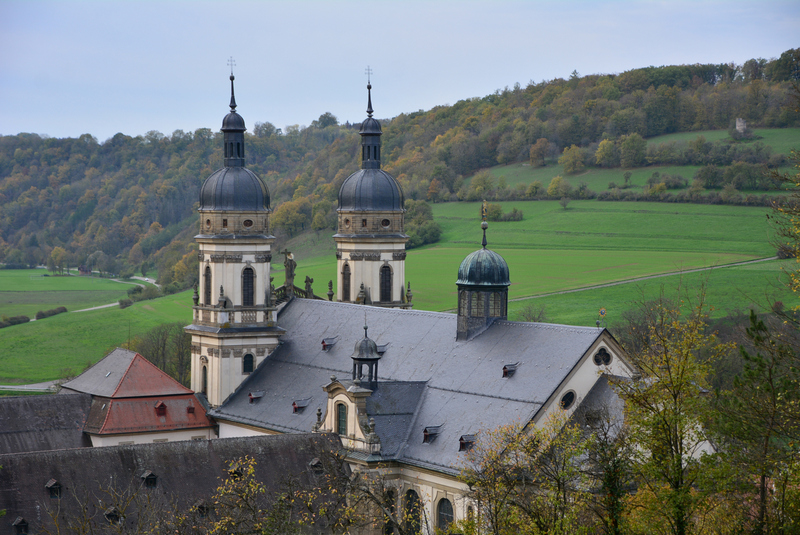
[{"x1": 508, "y1": 256, "x2": 779, "y2": 302}]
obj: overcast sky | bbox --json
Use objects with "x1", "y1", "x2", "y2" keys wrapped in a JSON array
[{"x1": 1, "y1": 0, "x2": 798, "y2": 142}]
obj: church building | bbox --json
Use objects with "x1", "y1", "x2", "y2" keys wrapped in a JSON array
[{"x1": 191, "y1": 77, "x2": 635, "y2": 533}]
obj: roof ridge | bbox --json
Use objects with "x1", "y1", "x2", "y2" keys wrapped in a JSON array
[
  {"x1": 112, "y1": 352, "x2": 193, "y2": 398},
  {"x1": 98, "y1": 398, "x2": 114, "y2": 434},
  {"x1": 110, "y1": 351, "x2": 142, "y2": 397},
  {"x1": 291, "y1": 299, "x2": 453, "y2": 318}
]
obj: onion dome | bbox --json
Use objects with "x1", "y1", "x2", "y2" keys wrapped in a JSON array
[
  {"x1": 352, "y1": 324, "x2": 380, "y2": 361},
  {"x1": 351, "y1": 323, "x2": 381, "y2": 388},
  {"x1": 338, "y1": 81, "x2": 404, "y2": 212},
  {"x1": 221, "y1": 75, "x2": 245, "y2": 132},
  {"x1": 199, "y1": 73, "x2": 270, "y2": 212},
  {"x1": 457, "y1": 221, "x2": 510, "y2": 287},
  {"x1": 338, "y1": 169, "x2": 403, "y2": 211},
  {"x1": 200, "y1": 167, "x2": 269, "y2": 211},
  {"x1": 359, "y1": 83, "x2": 382, "y2": 135}
]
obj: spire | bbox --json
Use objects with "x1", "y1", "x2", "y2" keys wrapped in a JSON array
[
  {"x1": 481, "y1": 200, "x2": 488, "y2": 249},
  {"x1": 359, "y1": 67, "x2": 382, "y2": 170},
  {"x1": 229, "y1": 74, "x2": 237, "y2": 111},
  {"x1": 365, "y1": 65, "x2": 373, "y2": 117},
  {"x1": 228, "y1": 56, "x2": 237, "y2": 111}
]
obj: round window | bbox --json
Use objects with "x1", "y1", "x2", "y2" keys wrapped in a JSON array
[
  {"x1": 243, "y1": 219, "x2": 253, "y2": 228},
  {"x1": 560, "y1": 391, "x2": 576, "y2": 410},
  {"x1": 381, "y1": 219, "x2": 390, "y2": 228}
]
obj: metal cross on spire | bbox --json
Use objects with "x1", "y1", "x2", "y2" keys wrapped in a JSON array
[
  {"x1": 365, "y1": 65, "x2": 373, "y2": 84},
  {"x1": 228, "y1": 56, "x2": 236, "y2": 76}
]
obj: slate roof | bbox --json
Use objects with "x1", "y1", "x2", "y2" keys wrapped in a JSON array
[
  {"x1": 0, "y1": 393, "x2": 92, "y2": 454},
  {"x1": 0, "y1": 433, "x2": 340, "y2": 534},
  {"x1": 61, "y1": 348, "x2": 194, "y2": 398},
  {"x1": 211, "y1": 299, "x2": 606, "y2": 474}
]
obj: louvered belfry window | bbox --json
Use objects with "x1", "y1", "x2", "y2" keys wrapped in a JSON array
[
  {"x1": 342, "y1": 264, "x2": 351, "y2": 302},
  {"x1": 242, "y1": 267, "x2": 254, "y2": 306},
  {"x1": 204, "y1": 266, "x2": 212, "y2": 305},
  {"x1": 380, "y1": 265, "x2": 392, "y2": 302}
]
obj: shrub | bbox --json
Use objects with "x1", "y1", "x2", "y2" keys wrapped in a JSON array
[
  {"x1": 0, "y1": 315, "x2": 30, "y2": 329},
  {"x1": 35, "y1": 307, "x2": 68, "y2": 320},
  {"x1": 119, "y1": 298, "x2": 133, "y2": 309}
]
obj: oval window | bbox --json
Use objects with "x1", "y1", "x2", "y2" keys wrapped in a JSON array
[
  {"x1": 243, "y1": 219, "x2": 253, "y2": 228},
  {"x1": 344, "y1": 218, "x2": 350, "y2": 228},
  {"x1": 206, "y1": 219, "x2": 211, "y2": 227},
  {"x1": 381, "y1": 219, "x2": 390, "y2": 228},
  {"x1": 560, "y1": 391, "x2": 576, "y2": 410}
]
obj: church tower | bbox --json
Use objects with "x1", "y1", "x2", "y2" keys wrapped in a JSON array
[
  {"x1": 335, "y1": 81, "x2": 410, "y2": 308},
  {"x1": 186, "y1": 73, "x2": 284, "y2": 407},
  {"x1": 456, "y1": 215, "x2": 510, "y2": 340}
]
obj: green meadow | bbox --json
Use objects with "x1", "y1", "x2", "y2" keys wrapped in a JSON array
[
  {"x1": 0, "y1": 199, "x2": 786, "y2": 384},
  {"x1": 0, "y1": 270, "x2": 139, "y2": 318},
  {"x1": 286, "y1": 200, "x2": 774, "y2": 312},
  {"x1": 481, "y1": 127, "x2": 800, "y2": 192},
  {"x1": 0, "y1": 289, "x2": 193, "y2": 384},
  {"x1": 508, "y1": 258, "x2": 796, "y2": 327}
]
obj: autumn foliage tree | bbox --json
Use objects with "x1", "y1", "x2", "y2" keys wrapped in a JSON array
[{"x1": 612, "y1": 295, "x2": 732, "y2": 535}]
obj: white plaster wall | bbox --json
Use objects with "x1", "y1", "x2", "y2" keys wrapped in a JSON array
[
  {"x1": 218, "y1": 421, "x2": 278, "y2": 439},
  {"x1": 198, "y1": 241, "x2": 272, "y2": 308},
  {"x1": 89, "y1": 428, "x2": 215, "y2": 447},
  {"x1": 534, "y1": 337, "x2": 633, "y2": 425},
  {"x1": 336, "y1": 240, "x2": 406, "y2": 303}
]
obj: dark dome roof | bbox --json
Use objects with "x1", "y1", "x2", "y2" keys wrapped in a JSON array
[
  {"x1": 352, "y1": 335, "x2": 380, "y2": 361},
  {"x1": 457, "y1": 248, "x2": 510, "y2": 287},
  {"x1": 338, "y1": 168, "x2": 404, "y2": 212},
  {"x1": 199, "y1": 167, "x2": 269, "y2": 212},
  {"x1": 359, "y1": 116, "x2": 381, "y2": 135},
  {"x1": 222, "y1": 110, "x2": 245, "y2": 131}
]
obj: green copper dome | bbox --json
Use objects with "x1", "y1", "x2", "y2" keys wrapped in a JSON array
[{"x1": 457, "y1": 248, "x2": 510, "y2": 287}]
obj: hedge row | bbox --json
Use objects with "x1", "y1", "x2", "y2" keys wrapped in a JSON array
[
  {"x1": 35, "y1": 306, "x2": 68, "y2": 320},
  {"x1": 0, "y1": 315, "x2": 30, "y2": 329}
]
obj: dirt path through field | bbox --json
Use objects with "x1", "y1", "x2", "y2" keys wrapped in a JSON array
[{"x1": 508, "y1": 256, "x2": 779, "y2": 303}]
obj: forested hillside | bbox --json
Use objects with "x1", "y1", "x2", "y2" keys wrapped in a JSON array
[{"x1": 1, "y1": 49, "x2": 798, "y2": 289}]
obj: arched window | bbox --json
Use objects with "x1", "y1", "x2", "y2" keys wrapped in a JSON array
[
  {"x1": 380, "y1": 265, "x2": 392, "y2": 302},
  {"x1": 437, "y1": 498, "x2": 454, "y2": 530},
  {"x1": 336, "y1": 403, "x2": 347, "y2": 435},
  {"x1": 204, "y1": 266, "x2": 212, "y2": 305},
  {"x1": 242, "y1": 267, "x2": 254, "y2": 306},
  {"x1": 243, "y1": 353, "x2": 254, "y2": 374},
  {"x1": 384, "y1": 489, "x2": 397, "y2": 535},
  {"x1": 202, "y1": 365, "x2": 208, "y2": 395},
  {"x1": 404, "y1": 490, "x2": 421, "y2": 535},
  {"x1": 342, "y1": 264, "x2": 351, "y2": 302}
]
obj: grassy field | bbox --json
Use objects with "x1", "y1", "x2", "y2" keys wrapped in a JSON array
[
  {"x1": 648, "y1": 127, "x2": 800, "y2": 155},
  {"x1": 284, "y1": 200, "x2": 775, "y2": 312},
  {"x1": 481, "y1": 127, "x2": 799, "y2": 193},
  {"x1": 0, "y1": 270, "x2": 141, "y2": 318},
  {"x1": 0, "y1": 289, "x2": 193, "y2": 384},
  {"x1": 508, "y1": 258, "x2": 796, "y2": 327},
  {"x1": 0, "y1": 199, "x2": 785, "y2": 384}
]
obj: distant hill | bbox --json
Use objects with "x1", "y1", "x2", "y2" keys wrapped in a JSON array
[{"x1": 1, "y1": 48, "x2": 798, "y2": 288}]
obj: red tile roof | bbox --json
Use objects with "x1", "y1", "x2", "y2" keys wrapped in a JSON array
[
  {"x1": 112, "y1": 353, "x2": 193, "y2": 398},
  {"x1": 84, "y1": 394, "x2": 213, "y2": 435}
]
